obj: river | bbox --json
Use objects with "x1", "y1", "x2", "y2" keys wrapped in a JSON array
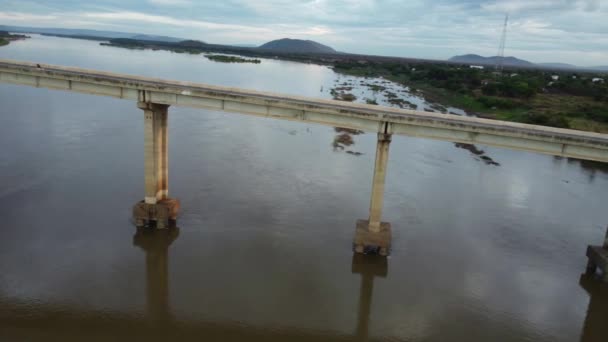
[{"x1": 0, "y1": 34, "x2": 607, "y2": 341}]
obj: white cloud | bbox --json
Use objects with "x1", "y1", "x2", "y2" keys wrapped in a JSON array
[
  {"x1": 0, "y1": 12, "x2": 57, "y2": 21},
  {"x1": 481, "y1": 0, "x2": 603, "y2": 13},
  {"x1": 0, "y1": 0, "x2": 607, "y2": 66},
  {"x1": 148, "y1": 0, "x2": 192, "y2": 6}
]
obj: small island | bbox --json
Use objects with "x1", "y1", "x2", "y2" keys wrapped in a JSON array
[
  {"x1": 0, "y1": 31, "x2": 30, "y2": 47},
  {"x1": 204, "y1": 54, "x2": 261, "y2": 64}
]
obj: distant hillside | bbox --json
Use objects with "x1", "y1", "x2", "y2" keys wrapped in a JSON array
[
  {"x1": 449, "y1": 54, "x2": 608, "y2": 72},
  {"x1": 231, "y1": 43, "x2": 258, "y2": 48},
  {"x1": 449, "y1": 54, "x2": 534, "y2": 67},
  {"x1": 259, "y1": 38, "x2": 336, "y2": 54},
  {"x1": 176, "y1": 40, "x2": 207, "y2": 48},
  {"x1": 0, "y1": 25, "x2": 183, "y2": 43},
  {"x1": 537, "y1": 62, "x2": 578, "y2": 70},
  {"x1": 0, "y1": 25, "x2": 131, "y2": 39},
  {"x1": 130, "y1": 34, "x2": 182, "y2": 43}
]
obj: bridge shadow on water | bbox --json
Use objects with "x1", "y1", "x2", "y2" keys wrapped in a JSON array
[
  {"x1": 578, "y1": 274, "x2": 608, "y2": 342},
  {"x1": 132, "y1": 227, "x2": 388, "y2": 341},
  {"x1": 3, "y1": 230, "x2": 608, "y2": 341},
  {"x1": 131, "y1": 230, "x2": 608, "y2": 342},
  {"x1": 351, "y1": 253, "x2": 388, "y2": 341},
  {"x1": 132, "y1": 227, "x2": 179, "y2": 325}
]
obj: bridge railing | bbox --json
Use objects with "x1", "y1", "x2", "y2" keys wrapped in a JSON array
[{"x1": 1, "y1": 58, "x2": 607, "y2": 163}]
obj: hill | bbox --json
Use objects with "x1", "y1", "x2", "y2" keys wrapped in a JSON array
[
  {"x1": 0, "y1": 25, "x2": 183, "y2": 43},
  {"x1": 537, "y1": 62, "x2": 578, "y2": 70},
  {"x1": 449, "y1": 54, "x2": 534, "y2": 67},
  {"x1": 176, "y1": 40, "x2": 207, "y2": 48},
  {"x1": 259, "y1": 38, "x2": 336, "y2": 54},
  {"x1": 130, "y1": 34, "x2": 182, "y2": 43},
  {"x1": 449, "y1": 54, "x2": 608, "y2": 72}
]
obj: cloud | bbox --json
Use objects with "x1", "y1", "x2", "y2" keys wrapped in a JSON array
[
  {"x1": 0, "y1": 1, "x2": 606, "y2": 66},
  {"x1": 0, "y1": 11, "x2": 57, "y2": 21},
  {"x1": 481, "y1": 0, "x2": 603, "y2": 13},
  {"x1": 80, "y1": 10, "x2": 334, "y2": 38},
  {"x1": 148, "y1": 0, "x2": 192, "y2": 6}
]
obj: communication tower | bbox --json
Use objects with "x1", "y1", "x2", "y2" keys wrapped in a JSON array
[{"x1": 495, "y1": 14, "x2": 509, "y2": 73}]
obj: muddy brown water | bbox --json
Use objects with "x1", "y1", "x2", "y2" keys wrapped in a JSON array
[{"x1": 0, "y1": 35, "x2": 607, "y2": 341}]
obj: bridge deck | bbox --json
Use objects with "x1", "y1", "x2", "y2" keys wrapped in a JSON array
[{"x1": 1, "y1": 59, "x2": 607, "y2": 162}]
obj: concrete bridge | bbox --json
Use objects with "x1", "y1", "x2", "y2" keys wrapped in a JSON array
[{"x1": 1, "y1": 59, "x2": 608, "y2": 257}]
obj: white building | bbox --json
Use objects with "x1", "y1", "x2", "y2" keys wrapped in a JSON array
[
  {"x1": 592, "y1": 78, "x2": 605, "y2": 83},
  {"x1": 470, "y1": 65, "x2": 484, "y2": 70},
  {"x1": 551, "y1": 75, "x2": 560, "y2": 81}
]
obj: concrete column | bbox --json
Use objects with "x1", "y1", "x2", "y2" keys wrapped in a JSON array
[
  {"x1": 354, "y1": 132, "x2": 392, "y2": 256},
  {"x1": 133, "y1": 102, "x2": 179, "y2": 229},
  {"x1": 368, "y1": 133, "x2": 392, "y2": 232},
  {"x1": 139, "y1": 102, "x2": 169, "y2": 204},
  {"x1": 604, "y1": 225, "x2": 608, "y2": 249}
]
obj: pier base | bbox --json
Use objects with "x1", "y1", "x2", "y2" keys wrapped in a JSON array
[
  {"x1": 586, "y1": 246, "x2": 608, "y2": 282},
  {"x1": 133, "y1": 198, "x2": 180, "y2": 229},
  {"x1": 354, "y1": 219, "x2": 392, "y2": 256}
]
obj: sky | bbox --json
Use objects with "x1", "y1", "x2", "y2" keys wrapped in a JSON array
[{"x1": 0, "y1": 0, "x2": 606, "y2": 66}]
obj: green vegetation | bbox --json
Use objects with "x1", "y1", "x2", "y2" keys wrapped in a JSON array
[
  {"x1": 99, "y1": 36, "x2": 608, "y2": 132},
  {"x1": 0, "y1": 31, "x2": 29, "y2": 47},
  {"x1": 334, "y1": 61, "x2": 608, "y2": 132},
  {"x1": 205, "y1": 54, "x2": 261, "y2": 64},
  {"x1": 387, "y1": 97, "x2": 418, "y2": 109},
  {"x1": 329, "y1": 86, "x2": 357, "y2": 101},
  {"x1": 333, "y1": 127, "x2": 364, "y2": 155}
]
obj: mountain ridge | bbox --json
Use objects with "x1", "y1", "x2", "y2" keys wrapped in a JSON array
[
  {"x1": 0, "y1": 25, "x2": 183, "y2": 43},
  {"x1": 259, "y1": 38, "x2": 336, "y2": 54},
  {"x1": 449, "y1": 54, "x2": 534, "y2": 67},
  {"x1": 449, "y1": 54, "x2": 607, "y2": 72}
]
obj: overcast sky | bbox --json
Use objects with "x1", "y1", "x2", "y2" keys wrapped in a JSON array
[{"x1": 0, "y1": 0, "x2": 606, "y2": 66}]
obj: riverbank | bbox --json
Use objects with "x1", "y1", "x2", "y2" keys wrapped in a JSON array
[
  {"x1": 333, "y1": 61, "x2": 608, "y2": 133},
  {"x1": 205, "y1": 54, "x2": 261, "y2": 64},
  {"x1": 0, "y1": 32, "x2": 30, "y2": 47},
  {"x1": 76, "y1": 36, "x2": 608, "y2": 133}
]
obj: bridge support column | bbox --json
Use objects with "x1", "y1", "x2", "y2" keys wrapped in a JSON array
[
  {"x1": 354, "y1": 132, "x2": 392, "y2": 256},
  {"x1": 133, "y1": 102, "x2": 180, "y2": 229},
  {"x1": 585, "y1": 225, "x2": 608, "y2": 282}
]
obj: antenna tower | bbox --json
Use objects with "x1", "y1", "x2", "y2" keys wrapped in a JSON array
[{"x1": 495, "y1": 14, "x2": 509, "y2": 73}]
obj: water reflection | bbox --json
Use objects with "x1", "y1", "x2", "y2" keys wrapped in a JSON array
[
  {"x1": 579, "y1": 274, "x2": 608, "y2": 342},
  {"x1": 352, "y1": 254, "x2": 388, "y2": 340},
  {"x1": 128, "y1": 231, "x2": 386, "y2": 341},
  {"x1": 333, "y1": 127, "x2": 364, "y2": 155},
  {"x1": 553, "y1": 156, "x2": 608, "y2": 182},
  {"x1": 454, "y1": 143, "x2": 500, "y2": 166},
  {"x1": 133, "y1": 227, "x2": 179, "y2": 323}
]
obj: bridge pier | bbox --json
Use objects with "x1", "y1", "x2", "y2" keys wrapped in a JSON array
[
  {"x1": 586, "y1": 225, "x2": 608, "y2": 282},
  {"x1": 351, "y1": 254, "x2": 388, "y2": 340},
  {"x1": 354, "y1": 132, "x2": 392, "y2": 256},
  {"x1": 133, "y1": 102, "x2": 179, "y2": 229}
]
